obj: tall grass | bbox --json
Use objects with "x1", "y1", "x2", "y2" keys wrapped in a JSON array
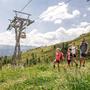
[{"x1": 0, "y1": 63, "x2": 90, "y2": 90}]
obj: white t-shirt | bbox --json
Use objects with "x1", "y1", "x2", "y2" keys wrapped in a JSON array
[{"x1": 71, "y1": 46, "x2": 77, "y2": 55}]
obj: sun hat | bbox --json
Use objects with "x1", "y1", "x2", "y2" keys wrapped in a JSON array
[{"x1": 56, "y1": 48, "x2": 62, "y2": 51}]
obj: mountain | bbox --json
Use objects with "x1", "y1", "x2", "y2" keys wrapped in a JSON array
[{"x1": 0, "y1": 45, "x2": 36, "y2": 56}]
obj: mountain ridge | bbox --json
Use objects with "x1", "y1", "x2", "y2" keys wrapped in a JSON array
[{"x1": 0, "y1": 45, "x2": 36, "y2": 56}]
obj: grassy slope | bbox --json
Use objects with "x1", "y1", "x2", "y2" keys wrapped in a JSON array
[
  {"x1": 0, "y1": 33, "x2": 90, "y2": 90},
  {"x1": 21, "y1": 32, "x2": 90, "y2": 63}
]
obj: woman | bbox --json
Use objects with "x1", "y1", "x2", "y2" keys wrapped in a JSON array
[
  {"x1": 53, "y1": 48, "x2": 64, "y2": 71},
  {"x1": 70, "y1": 42, "x2": 78, "y2": 67}
]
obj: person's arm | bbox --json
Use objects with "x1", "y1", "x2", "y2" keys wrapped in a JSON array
[
  {"x1": 79, "y1": 42, "x2": 82, "y2": 53},
  {"x1": 80, "y1": 42, "x2": 82, "y2": 49},
  {"x1": 86, "y1": 43, "x2": 89, "y2": 54},
  {"x1": 76, "y1": 46, "x2": 78, "y2": 57},
  {"x1": 66, "y1": 53, "x2": 68, "y2": 60},
  {"x1": 62, "y1": 53, "x2": 64, "y2": 60}
]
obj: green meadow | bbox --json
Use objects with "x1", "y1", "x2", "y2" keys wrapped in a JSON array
[{"x1": 0, "y1": 62, "x2": 90, "y2": 90}]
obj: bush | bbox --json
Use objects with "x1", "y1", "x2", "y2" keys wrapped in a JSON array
[{"x1": 37, "y1": 57, "x2": 41, "y2": 63}]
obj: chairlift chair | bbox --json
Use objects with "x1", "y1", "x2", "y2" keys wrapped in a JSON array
[{"x1": 20, "y1": 32, "x2": 26, "y2": 39}]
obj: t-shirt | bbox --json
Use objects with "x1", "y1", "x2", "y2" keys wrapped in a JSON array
[
  {"x1": 71, "y1": 46, "x2": 77, "y2": 55},
  {"x1": 67, "y1": 52, "x2": 70, "y2": 60},
  {"x1": 80, "y1": 42, "x2": 88, "y2": 53},
  {"x1": 56, "y1": 52, "x2": 63, "y2": 61}
]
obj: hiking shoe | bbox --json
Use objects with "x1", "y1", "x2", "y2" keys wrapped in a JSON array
[
  {"x1": 76, "y1": 64, "x2": 78, "y2": 67},
  {"x1": 83, "y1": 65, "x2": 85, "y2": 67},
  {"x1": 53, "y1": 65, "x2": 55, "y2": 69}
]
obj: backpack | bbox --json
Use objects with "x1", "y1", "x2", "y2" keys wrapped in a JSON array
[
  {"x1": 60, "y1": 52, "x2": 64, "y2": 60},
  {"x1": 80, "y1": 42, "x2": 88, "y2": 53}
]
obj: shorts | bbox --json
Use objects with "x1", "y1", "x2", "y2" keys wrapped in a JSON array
[
  {"x1": 54, "y1": 59, "x2": 60, "y2": 63},
  {"x1": 80, "y1": 50, "x2": 87, "y2": 58},
  {"x1": 81, "y1": 53, "x2": 86, "y2": 57},
  {"x1": 56, "y1": 60, "x2": 60, "y2": 63},
  {"x1": 73, "y1": 54, "x2": 76, "y2": 57},
  {"x1": 67, "y1": 60, "x2": 71, "y2": 64}
]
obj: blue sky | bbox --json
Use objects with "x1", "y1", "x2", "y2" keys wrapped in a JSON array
[{"x1": 0, "y1": 0, "x2": 90, "y2": 46}]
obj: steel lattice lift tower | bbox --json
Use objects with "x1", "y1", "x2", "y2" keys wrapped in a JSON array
[{"x1": 7, "y1": 10, "x2": 34, "y2": 65}]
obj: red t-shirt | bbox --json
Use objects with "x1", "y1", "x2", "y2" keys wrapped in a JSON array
[{"x1": 56, "y1": 51, "x2": 63, "y2": 61}]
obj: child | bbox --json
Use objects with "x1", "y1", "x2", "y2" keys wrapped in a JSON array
[
  {"x1": 53, "y1": 48, "x2": 64, "y2": 71},
  {"x1": 67, "y1": 48, "x2": 72, "y2": 67}
]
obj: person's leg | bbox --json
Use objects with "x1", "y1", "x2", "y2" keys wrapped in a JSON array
[
  {"x1": 80, "y1": 53, "x2": 83, "y2": 67},
  {"x1": 53, "y1": 64, "x2": 55, "y2": 68},
  {"x1": 69, "y1": 61, "x2": 70, "y2": 67},
  {"x1": 83, "y1": 53, "x2": 87, "y2": 67},
  {"x1": 73, "y1": 55, "x2": 78, "y2": 66},
  {"x1": 80, "y1": 53, "x2": 86, "y2": 67},
  {"x1": 82, "y1": 57, "x2": 85, "y2": 67},
  {"x1": 71, "y1": 57, "x2": 74, "y2": 67},
  {"x1": 53, "y1": 59, "x2": 56, "y2": 69},
  {"x1": 76, "y1": 58, "x2": 78, "y2": 65},
  {"x1": 80, "y1": 57, "x2": 84, "y2": 67},
  {"x1": 70, "y1": 60, "x2": 72, "y2": 67},
  {"x1": 80, "y1": 59, "x2": 82, "y2": 67},
  {"x1": 57, "y1": 62, "x2": 60, "y2": 71},
  {"x1": 67, "y1": 60, "x2": 69, "y2": 66},
  {"x1": 75, "y1": 58, "x2": 78, "y2": 67},
  {"x1": 68, "y1": 60, "x2": 70, "y2": 67}
]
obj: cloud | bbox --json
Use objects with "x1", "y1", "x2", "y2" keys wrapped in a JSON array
[
  {"x1": 87, "y1": 7, "x2": 90, "y2": 11},
  {"x1": 83, "y1": 14, "x2": 87, "y2": 17},
  {"x1": 72, "y1": 10, "x2": 80, "y2": 16},
  {"x1": 0, "y1": 31, "x2": 15, "y2": 45},
  {"x1": 39, "y1": 2, "x2": 80, "y2": 24},
  {"x1": 0, "y1": 22, "x2": 90, "y2": 47},
  {"x1": 54, "y1": 19, "x2": 62, "y2": 24},
  {"x1": 72, "y1": 22, "x2": 90, "y2": 28},
  {"x1": 80, "y1": 22, "x2": 90, "y2": 27}
]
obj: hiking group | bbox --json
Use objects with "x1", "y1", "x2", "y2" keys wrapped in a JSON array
[{"x1": 53, "y1": 38, "x2": 88, "y2": 71}]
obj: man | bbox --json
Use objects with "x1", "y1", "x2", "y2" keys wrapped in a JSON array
[{"x1": 80, "y1": 38, "x2": 88, "y2": 67}]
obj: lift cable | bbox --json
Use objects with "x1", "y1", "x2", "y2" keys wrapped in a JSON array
[{"x1": 20, "y1": 0, "x2": 33, "y2": 11}]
